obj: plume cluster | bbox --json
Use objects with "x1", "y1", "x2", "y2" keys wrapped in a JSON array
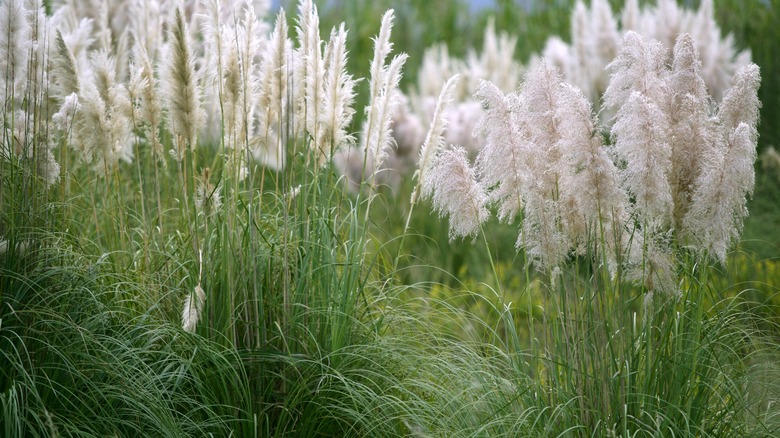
[
  {"x1": 346, "y1": 21, "x2": 523, "y2": 193},
  {"x1": 543, "y1": 0, "x2": 751, "y2": 108},
  {"x1": 35, "y1": 0, "x2": 381, "y2": 178},
  {"x1": 369, "y1": 0, "x2": 750, "y2": 196},
  {"x1": 333, "y1": 10, "x2": 408, "y2": 194},
  {"x1": 1, "y1": 0, "x2": 410, "y2": 324},
  {"x1": 1, "y1": 0, "x2": 60, "y2": 186},
  {"x1": 424, "y1": 32, "x2": 760, "y2": 296}
]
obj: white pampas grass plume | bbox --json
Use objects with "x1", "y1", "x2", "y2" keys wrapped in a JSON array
[
  {"x1": 360, "y1": 10, "x2": 407, "y2": 187},
  {"x1": 604, "y1": 31, "x2": 669, "y2": 114},
  {"x1": 51, "y1": 30, "x2": 81, "y2": 99},
  {"x1": 367, "y1": 54, "x2": 407, "y2": 182},
  {"x1": 466, "y1": 18, "x2": 522, "y2": 95},
  {"x1": 133, "y1": 44, "x2": 165, "y2": 163},
  {"x1": 473, "y1": 79, "x2": 527, "y2": 223},
  {"x1": 293, "y1": 0, "x2": 324, "y2": 144},
  {"x1": 232, "y1": 5, "x2": 262, "y2": 149},
  {"x1": 520, "y1": 60, "x2": 567, "y2": 195},
  {"x1": 52, "y1": 93, "x2": 80, "y2": 132},
  {"x1": 668, "y1": 33, "x2": 714, "y2": 230},
  {"x1": 257, "y1": 9, "x2": 288, "y2": 128},
  {"x1": 163, "y1": 7, "x2": 204, "y2": 158},
  {"x1": 369, "y1": 10, "x2": 395, "y2": 103},
  {"x1": 717, "y1": 63, "x2": 761, "y2": 140},
  {"x1": 252, "y1": 9, "x2": 288, "y2": 171},
  {"x1": 0, "y1": 0, "x2": 30, "y2": 102},
  {"x1": 628, "y1": 236, "x2": 678, "y2": 296},
  {"x1": 91, "y1": 51, "x2": 134, "y2": 164},
  {"x1": 587, "y1": 0, "x2": 620, "y2": 99},
  {"x1": 611, "y1": 91, "x2": 673, "y2": 229},
  {"x1": 199, "y1": 0, "x2": 229, "y2": 143},
  {"x1": 541, "y1": 36, "x2": 571, "y2": 80},
  {"x1": 421, "y1": 146, "x2": 488, "y2": 241},
  {"x1": 520, "y1": 190, "x2": 570, "y2": 271},
  {"x1": 441, "y1": 101, "x2": 483, "y2": 156},
  {"x1": 129, "y1": 0, "x2": 163, "y2": 59},
  {"x1": 317, "y1": 23, "x2": 357, "y2": 165},
  {"x1": 555, "y1": 83, "x2": 627, "y2": 261},
  {"x1": 684, "y1": 65, "x2": 760, "y2": 263},
  {"x1": 417, "y1": 44, "x2": 460, "y2": 100},
  {"x1": 411, "y1": 74, "x2": 460, "y2": 205},
  {"x1": 391, "y1": 93, "x2": 426, "y2": 162},
  {"x1": 182, "y1": 284, "x2": 206, "y2": 333},
  {"x1": 360, "y1": 10, "x2": 397, "y2": 176},
  {"x1": 684, "y1": 123, "x2": 755, "y2": 264},
  {"x1": 36, "y1": 149, "x2": 61, "y2": 187},
  {"x1": 621, "y1": 0, "x2": 641, "y2": 31}
]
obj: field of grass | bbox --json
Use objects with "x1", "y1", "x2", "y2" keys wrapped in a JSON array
[{"x1": 2, "y1": 0, "x2": 780, "y2": 436}]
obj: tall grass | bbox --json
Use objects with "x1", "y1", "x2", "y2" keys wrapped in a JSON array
[{"x1": 1, "y1": 0, "x2": 779, "y2": 436}]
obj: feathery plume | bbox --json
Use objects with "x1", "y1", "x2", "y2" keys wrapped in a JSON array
[
  {"x1": 411, "y1": 74, "x2": 460, "y2": 205},
  {"x1": 621, "y1": 0, "x2": 641, "y2": 31},
  {"x1": 421, "y1": 146, "x2": 488, "y2": 241},
  {"x1": 361, "y1": 10, "x2": 396, "y2": 163},
  {"x1": 0, "y1": 0, "x2": 30, "y2": 102},
  {"x1": 253, "y1": 9, "x2": 288, "y2": 170},
  {"x1": 520, "y1": 190, "x2": 570, "y2": 271},
  {"x1": 604, "y1": 31, "x2": 669, "y2": 114},
  {"x1": 51, "y1": 30, "x2": 81, "y2": 99},
  {"x1": 520, "y1": 60, "x2": 566, "y2": 193},
  {"x1": 317, "y1": 23, "x2": 357, "y2": 165},
  {"x1": 369, "y1": 10, "x2": 395, "y2": 103},
  {"x1": 473, "y1": 79, "x2": 527, "y2": 223},
  {"x1": 717, "y1": 63, "x2": 761, "y2": 139},
  {"x1": 238, "y1": 6, "x2": 264, "y2": 152},
  {"x1": 441, "y1": 101, "x2": 483, "y2": 156},
  {"x1": 556, "y1": 83, "x2": 627, "y2": 262},
  {"x1": 368, "y1": 54, "x2": 407, "y2": 181},
  {"x1": 182, "y1": 284, "x2": 206, "y2": 333},
  {"x1": 684, "y1": 64, "x2": 760, "y2": 263},
  {"x1": 257, "y1": 9, "x2": 288, "y2": 128},
  {"x1": 132, "y1": 44, "x2": 165, "y2": 163},
  {"x1": 361, "y1": 10, "x2": 407, "y2": 186},
  {"x1": 91, "y1": 50, "x2": 134, "y2": 163},
  {"x1": 417, "y1": 44, "x2": 459, "y2": 100},
  {"x1": 163, "y1": 7, "x2": 204, "y2": 159},
  {"x1": 668, "y1": 33, "x2": 714, "y2": 231},
  {"x1": 129, "y1": 0, "x2": 163, "y2": 59},
  {"x1": 293, "y1": 0, "x2": 323, "y2": 144},
  {"x1": 611, "y1": 91, "x2": 673, "y2": 229},
  {"x1": 587, "y1": 0, "x2": 620, "y2": 100},
  {"x1": 52, "y1": 93, "x2": 80, "y2": 132},
  {"x1": 466, "y1": 18, "x2": 522, "y2": 94}
]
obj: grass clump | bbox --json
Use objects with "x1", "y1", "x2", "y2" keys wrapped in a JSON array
[{"x1": 1, "y1": 0, "x2": 779, "y2": 436}]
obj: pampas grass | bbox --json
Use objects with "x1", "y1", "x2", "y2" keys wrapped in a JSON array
[
  {"x1": 426, "y1": 30, "x2": 761, "y2": 279},
  {"x1": 2, "y1": 1, "x2": 778, "y2": 436},
  {"x1": 163, "y1": 7, "x2": 203, "y2": 158},
  {"x1": 317, "y1": 23, "x2": 357, "y2": 165},
  {"x1": 411, "y1": 74, "x2": 459, "y2": 207},
  {"x1": 0, "y1": 0, "x2": 30, "y2": 102}
]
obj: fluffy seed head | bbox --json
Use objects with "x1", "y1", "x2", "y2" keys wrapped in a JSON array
[
  {"x1": 412, "y1": 74, "x2": 460, "y2": 204},
  {"x1": 163, "y1": 8, "x2": 204, "y2": 156},
  {"x1": 182, "y1": 284, "x2": 206, "y2": 333},
  {"x1": 421, "y1": 146, "x2": 488, "y2": 241}
]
